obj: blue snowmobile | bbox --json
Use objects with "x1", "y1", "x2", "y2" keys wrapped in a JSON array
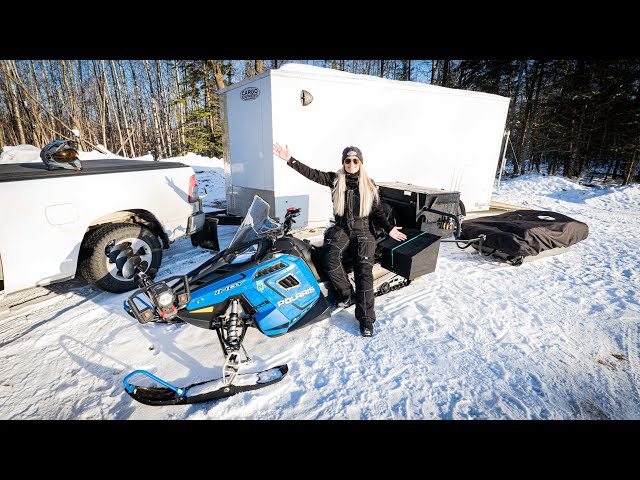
[{"x1": 122, "y1": 195, "x2": 443, "y2": 406}]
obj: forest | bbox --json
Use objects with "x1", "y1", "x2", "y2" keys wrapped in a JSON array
[{"x1": 1, "y1": 59, "x2": 638, "y2": 184}]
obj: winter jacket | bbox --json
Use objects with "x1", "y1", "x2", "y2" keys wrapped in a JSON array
[{"x1": 287, "y1": 156, "x2": 394, "y2": 234}]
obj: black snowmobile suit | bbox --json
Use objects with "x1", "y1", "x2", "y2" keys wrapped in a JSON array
[{"x1": 286, "y1": 157, "x2": 394, "y2": 328}]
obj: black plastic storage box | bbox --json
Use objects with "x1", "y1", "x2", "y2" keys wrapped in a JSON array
[
  {"x1": 377, "y1": 182, "x2": 462, "y2": 237},
  {"x1": 377, "y1": 228, "x2": 441, "y2": 280}
]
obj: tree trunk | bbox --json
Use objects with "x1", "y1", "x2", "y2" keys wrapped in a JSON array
[
  {"x1": 255, "y1": 60, "x2": 264, "y2": 74},
  {"x1": 203, "y1": 62, "x2": 216, "y2": 139},
  {"x1": 118, "y1": 60, "x2": 137, "y2": 156},
  {"x1": 130, "y1": 61, "x2": 150, "y2": 153},
  {"x1": 509, "y1": 61, "x2": 526, "y2": 174},
  {"x1": 611, "y1": 157, "x2": 621, "y2": 179},
  {"x1": 75, "y1": 61, "x2": 94, "y2": 150},
  {"x1": 623, "y1": 151, "x2": 637, "y2": 185},
  {"x1": 40, "y1": 61, "x2": 58, "y2": 143},
  {"x1": 103, "y1": 61, "x2": 126, "y2": 157},
  {"x1": 441, "y1": 60, "x2": 450, "y2": 86},
  {"x1": 142, "y1": 60, "x2": 164, "y2": 159},
  {"x1": 210, "y1": 60, "x2": 227, "y2": 90},
  {"x1": 526, "y1": 61, "x2": 546, "y2": 172},
  {"x1": 93, "y1": 61, "x2": 108, "y2": 147},
  {"x1": 603, "y1": 157, "x2": 615, "y2": 183},
  {"x1": 155, "y1": 61, "x2": 171, "y2": 157},
  {"x1": 516, "y1": 61, "x2": 539, "y2": 174},
  {"x1": 28, "y1": 60, "x2": 47, "y2": 146},
  {"x1": 63, "y1": 60, "x2": 80, "y2": 135},
  {"x1": 110, "y1": 60, "x2": 135, "y2": 157},
  {"x1": 245, "y1": 61, "x2": 255, "y2": 77},
  {"x1": 3, "y1": 61, "x2": 27, "y2": 144},
  {"x1": 174, "y1": 60, "x2": 186, "y2": 152}
]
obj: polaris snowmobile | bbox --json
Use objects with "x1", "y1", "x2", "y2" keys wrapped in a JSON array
[{"x1": 122, "y1": 195, "x2": 441, "y2": 406}]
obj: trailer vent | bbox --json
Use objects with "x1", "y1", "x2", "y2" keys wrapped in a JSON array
[
  {"x1": 300, "y1": 90, "x2": 313, "y2": 106},
  {"x1": 277, "y1": 274, "x2": 301, "y2": 290},
  {"x1": 253, "y1": 262, "x2": 286, "y2": 279}
]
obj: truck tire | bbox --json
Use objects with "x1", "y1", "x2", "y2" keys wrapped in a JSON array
[{"x1": 79, "y1": 223, "x2": 162, "y2": 293}]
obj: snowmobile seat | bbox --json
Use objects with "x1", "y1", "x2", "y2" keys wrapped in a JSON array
[{"x1": 273, "y1": 236, "x2": 324, "y2": 282}]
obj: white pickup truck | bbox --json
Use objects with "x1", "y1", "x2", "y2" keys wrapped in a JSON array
[{"x1": 0, "y1": 158, "x2": 206, "y2": 294}]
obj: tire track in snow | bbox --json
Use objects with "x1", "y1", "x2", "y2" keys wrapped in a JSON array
[{"x1": 0, "y1": 292, "x2": 98, "y2": 347}]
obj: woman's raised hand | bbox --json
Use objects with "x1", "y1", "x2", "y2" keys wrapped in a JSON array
[{"x1": 273, "y1": 143, "x2": 291, "y2": 161}]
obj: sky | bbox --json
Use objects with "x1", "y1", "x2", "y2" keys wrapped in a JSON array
[{"x1": 1, "y1": 148, "x2": 639, "y2": 419}]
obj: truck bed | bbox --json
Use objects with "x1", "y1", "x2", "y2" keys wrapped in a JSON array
[{"x1": 0, "y1": 159, "x2": 188, "y2": 183}]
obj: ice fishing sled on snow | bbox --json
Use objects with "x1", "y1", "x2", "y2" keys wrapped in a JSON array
[
  {"x1": 122, "y1": 195, "x2": 442, "y2": 406},
  {"x1": 458, "y1": 209, "x2": 589, "y2": 266}
]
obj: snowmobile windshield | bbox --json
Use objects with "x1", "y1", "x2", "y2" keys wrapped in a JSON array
[{"x1": 226, "y1": 195, "x2": 281, "y2": 255}]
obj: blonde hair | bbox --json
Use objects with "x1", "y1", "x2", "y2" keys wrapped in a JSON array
[{"x1": 331, "y1": 164, "x2": 380, "y2": 217}]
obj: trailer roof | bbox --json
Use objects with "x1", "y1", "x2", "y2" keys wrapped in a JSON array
[{"x1": 219, "y1": 63, "x2": 511, "y2": 103}]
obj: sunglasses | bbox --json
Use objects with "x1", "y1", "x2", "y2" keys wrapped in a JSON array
[{"x1": 343, "y1": 158, "x2": 360, "y2": 165}]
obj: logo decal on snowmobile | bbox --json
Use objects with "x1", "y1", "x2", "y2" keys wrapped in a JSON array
[
  {"x1": 256, "y1": 280, "x2": 265, "y2": 292},
  {"x1": 277, "y1": 286, "x2": 315, "y2": 307},
  {"x1": 241, "y1": 87, "x2": 260, "y2": 101},
  {"x1": 215, "y1": 281, "x2": 244, "y2": 295}
]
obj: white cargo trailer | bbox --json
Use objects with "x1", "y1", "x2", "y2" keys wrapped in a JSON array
[{"x1": 219, "y1": 63, "x2": 510, "y2": 229}]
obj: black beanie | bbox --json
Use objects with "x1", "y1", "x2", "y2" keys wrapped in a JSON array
[{"x1": 342, "y1": 146, "x2": 363, "y2": 164}]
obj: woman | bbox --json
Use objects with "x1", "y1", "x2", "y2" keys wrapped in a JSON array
[{"x1": 273, "y1": 143, "x2": 407, "y2": 337}]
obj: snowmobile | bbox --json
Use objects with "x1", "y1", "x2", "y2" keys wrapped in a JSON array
[{"x1": 122, "y1": 195, "x2": 444, "y2": 406}]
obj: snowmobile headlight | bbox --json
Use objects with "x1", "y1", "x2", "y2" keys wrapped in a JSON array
[
  {"x1": 149, "y1": 282, "x2": 175, "y2": 308},
  {"x1": 157, "y1": 291, "x2": 175, "y2": 307}
]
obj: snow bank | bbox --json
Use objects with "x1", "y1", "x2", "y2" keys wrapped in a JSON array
[
  {"x1": 0, "y1": 145, "x2": 41, "y2": 164},
  {"x1": 167, "y1": 152, "x2": 226, "y2": 205}
]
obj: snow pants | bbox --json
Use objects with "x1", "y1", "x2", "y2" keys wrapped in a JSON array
[{"x1": 321, "y1": 225, "x2": 376, "y2": 326}]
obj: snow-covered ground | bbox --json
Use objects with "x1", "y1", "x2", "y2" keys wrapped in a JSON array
[{"x1": 1, "y1": 157, "x2": 639, "y2": 419}]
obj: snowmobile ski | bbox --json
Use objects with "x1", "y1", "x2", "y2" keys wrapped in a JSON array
[{"x1": 123, "y1": 364, "x2": 289, "y2": 406}]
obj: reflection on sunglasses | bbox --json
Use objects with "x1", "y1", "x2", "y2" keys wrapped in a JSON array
[{"x1": 344, "y1": 158, "x2": 360, "y2": 165}]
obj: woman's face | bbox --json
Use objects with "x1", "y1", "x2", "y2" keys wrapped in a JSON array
[{"x1": 343, "y1": 156, "x2": 361, "y2": 174}]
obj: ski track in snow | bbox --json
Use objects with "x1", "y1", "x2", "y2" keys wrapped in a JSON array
[{"x1": 1, "y1": 172, "x2": 639, "y2": 419}]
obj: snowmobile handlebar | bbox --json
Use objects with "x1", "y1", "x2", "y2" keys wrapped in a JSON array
[{"x1": 283, "y1": 207, "x2": 302, "y2": 236}]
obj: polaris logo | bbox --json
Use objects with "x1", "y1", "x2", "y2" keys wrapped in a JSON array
[
  {"x1": 241, "y1": 87, "x2": 260, "y2": 101},
  {"x1": 277, "y1": 286, "x2": 315, "y2": 307},
  {"x1": 215, "y1": 281, "x2": 244, "y2": 295}
]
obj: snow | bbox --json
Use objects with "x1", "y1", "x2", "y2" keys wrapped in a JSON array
[
  {"x1": 1, "y1": 163, "x2": 639, "y2": 420},
  {"x1": 0, "y1": 144, "x2": 41, "y2": 164}
]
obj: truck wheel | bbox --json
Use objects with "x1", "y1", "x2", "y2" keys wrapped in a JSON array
[{"x1": 79, "y1": 223, "x2": 162, "y2": 293}]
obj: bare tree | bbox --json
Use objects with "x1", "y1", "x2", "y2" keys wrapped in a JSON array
[
  {"x1": 142, "y1": 60, "x2": 164, "y2": 159},
  {"x1": 130, "y1": 61, "x2": 150, "y2": 153},
  {"x1": 1, "y1": 60, "x2": 27, "y2": 144}
]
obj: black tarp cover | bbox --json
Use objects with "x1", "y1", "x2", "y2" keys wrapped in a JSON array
[{"x1": 460, "y1": 210, "x2": 589, "y2": 258}]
